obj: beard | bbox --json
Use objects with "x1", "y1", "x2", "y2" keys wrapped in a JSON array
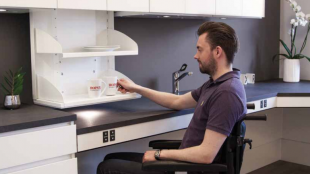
[{"x1": 199, "y1": 54, "x2": 217, "y2": 76}]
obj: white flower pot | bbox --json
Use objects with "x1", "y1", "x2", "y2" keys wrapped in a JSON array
[{"x1": 283, "y1": 59, "x2": 300, "y2": 82}]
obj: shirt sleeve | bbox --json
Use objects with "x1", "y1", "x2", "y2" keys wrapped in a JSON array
[
  {"x1": 191, "y1": 83, "x2": 206, "y2": 102},
  {"x1": 206, "y1": 91, "x2": 245, "y2": 136}
]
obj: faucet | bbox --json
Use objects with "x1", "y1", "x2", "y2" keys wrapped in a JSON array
[{"x1": 172, "y1": 64, "x2": 193, "y2": 95}]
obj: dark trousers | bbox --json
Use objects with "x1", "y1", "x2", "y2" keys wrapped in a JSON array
[
  {"x1": 97, "y1": 152, "x2": 165, "y2": 174},
  {"x1": 97, "y1": 152, "x2": 219, "y2": 174}
]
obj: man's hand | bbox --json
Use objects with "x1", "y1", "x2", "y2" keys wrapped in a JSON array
[
  {"x1": 117, "y1": 78, "x2": 140, "y2": 94},
  {"x1": 142, "y1": 151, "x2": 156, "y2": 163}
]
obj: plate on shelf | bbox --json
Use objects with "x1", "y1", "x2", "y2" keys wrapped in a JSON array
[{"x1": 84, "y1": 45, "x2": 120, "y2": 52}]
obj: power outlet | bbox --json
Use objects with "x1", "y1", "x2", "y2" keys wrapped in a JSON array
[
  {"x1": 103, "y1": 131, "x2": 109, "y2": 143},
  {"x1": 110, "y1": 130, "x2": 115, "y2": 141}
]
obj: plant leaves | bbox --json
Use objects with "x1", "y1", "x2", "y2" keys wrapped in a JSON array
[
  {"x1": 4, "y1": 76, "x2": 12, "y2": 87},
  {"x1": 280, "y1": 39, "x2": 292, "y2": 57},
  {"x1": 273, "y1": 54, "x2": 289, "y2": 62},
  {"x1": 13, "y1": 85, "x2": 23, "y2": 95},
  {"x1": 1, "y1": 83, "x2": 11, "y2": 95},
  {"x1": 17, "y1": 67, "x2": 23, "y2": 74},
  {"x1": 14, "y1": 79, "x2": 23, "y2": 88},
  {"x1": 6, "y1": 71, "x2": 12, "y2": 80},
  {"x1": 9, "y1": 70, "x2": 13, "y2": 77}
]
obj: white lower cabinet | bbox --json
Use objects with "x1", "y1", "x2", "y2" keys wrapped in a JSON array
[
  {"x1": 0, "y1": 124, "x2": 77, "y2": 174},
  {"x1": 9, "y1": 158, "x2": 77, "y2": 174},
  {"x1": 0, "y1": 0, "x2": 57, "y2": 9}
]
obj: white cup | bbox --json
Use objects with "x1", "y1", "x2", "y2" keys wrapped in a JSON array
[
  {"x1": 246, "y1": 73, "x2": 255, "y2": 84},
  {"x1": 240, "y1": 74, "x2": 248, "y2": 85},
  {"x1": 104, "y1": 76, "x2": 118, "y2": 96},
  {"x1": 87, "y1": 79, "x2": 107, "y2": 98}
]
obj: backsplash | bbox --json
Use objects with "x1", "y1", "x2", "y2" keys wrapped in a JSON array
[{"x1": 115, "y1": 0, "x2": 280, "y2": 93}]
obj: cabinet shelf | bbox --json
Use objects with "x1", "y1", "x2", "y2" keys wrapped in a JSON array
[
  {"x1": 35, "y1": 28, "x2": 138, "y2": 58},
  {"x1": 35, "y1": 75, "x2": 141, "y2": 109}
]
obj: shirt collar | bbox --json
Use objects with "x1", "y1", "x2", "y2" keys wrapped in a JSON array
[{"x1": 210, "y1": 68, "x2": 241, "y2": 84}]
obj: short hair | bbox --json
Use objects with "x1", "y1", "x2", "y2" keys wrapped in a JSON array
[{"x1": 197, "y1": 22, "x2": 239, "y2": 64}]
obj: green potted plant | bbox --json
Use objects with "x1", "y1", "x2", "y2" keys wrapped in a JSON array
[
  {"x1": 1, "y1": 67, "x2": 25, "y2": 109},
  {"x1": 274, "y1": 0, "x2": 310, "y2": 82}
]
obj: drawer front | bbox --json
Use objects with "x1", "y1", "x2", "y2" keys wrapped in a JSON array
[
  {"x1": 78, "y1": 114, "x2": 193, "y2": 152},
  {"x1": 0, "y1": 125, "x2": 77, "y2": 170},
  {"x1": 9, "y1": 158, "x2": 77, "y2": 174}
]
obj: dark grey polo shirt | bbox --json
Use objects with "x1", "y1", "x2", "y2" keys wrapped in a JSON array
[{"x1": 179, "y1": 69, "x2": 247, "y2": 149}]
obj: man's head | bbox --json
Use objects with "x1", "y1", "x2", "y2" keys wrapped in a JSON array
[{"x1": 194, "y1": 22, "x2": 239, "y2": 76}]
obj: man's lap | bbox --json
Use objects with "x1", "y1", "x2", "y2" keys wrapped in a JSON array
[{"x1": 97, "y1": 152, "x2": 165, "y2": 174}]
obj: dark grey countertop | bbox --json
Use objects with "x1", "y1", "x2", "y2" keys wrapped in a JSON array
[
  {"x1": 64, "y1": 79, "x2": 310, "y2": 135},
  {"x1": 3, "y1": 79, "x2": 310, "y2": 135},
  {"x1": 0, "y1": 104, "x2": 77, "y2": 133}
]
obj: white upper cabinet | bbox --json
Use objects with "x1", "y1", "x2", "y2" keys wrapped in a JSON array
[
  {"x1": 216, "y1": 0, "x2": 243, "y2": 16},
  {"x1": 58, "y1": 0, "x2": 107, "y2": 10},
  {"x1": 150, "y1": 0, "x2": 186, "y2": 14},
  {"x1": 242, "y1": 0, "x2": 265, "y2": 18},
  {"x1": 0, "y1": 0, "x2": 57, "y2": 8},
  {"x1": 107, "y1": 0, "x2": 149, "y2": 12},
  {"x1": 186, "y1": 0, "x2": 215, "y2": 15}
]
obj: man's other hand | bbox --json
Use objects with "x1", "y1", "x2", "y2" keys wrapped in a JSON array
[
  {"x1": 142, "y1": 151, "x2": 156, "y2": 163},
  {"x1": 117, "y1": 78, "x2": 140, "y2": 94}
]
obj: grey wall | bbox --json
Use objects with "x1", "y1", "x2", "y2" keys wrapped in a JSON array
[
  {"x1": 0, "y1": 14, "x2": 32, "y2": 104},
  {"x1": 115, "y1": 0, "x2": 280, "y2": 93}
]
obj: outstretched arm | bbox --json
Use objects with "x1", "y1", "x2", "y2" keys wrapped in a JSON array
[{"x1": 117, "y1": 79, "x2": 197, "y2": 110}]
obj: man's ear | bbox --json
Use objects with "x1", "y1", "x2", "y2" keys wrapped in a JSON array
[{"x1": 214, "y1": 46, "x2": 223, "y2": 58}]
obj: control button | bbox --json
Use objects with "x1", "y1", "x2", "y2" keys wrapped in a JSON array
[
  {"x1": 110, "y1": 135, "x2": 115, "y2": 141},
  {"x1": 264, "y1": 100, "x2": 267, "y2": 108},
  {"x1": 110, "y1": 130, "x2": 115, "y2": 135},
  {"x1": 103, "y1": 131, "x2": 108, "y2": 137},
  {"x1": 260, "y1": 100, "x2": 263, "y2": 109},
  {"x1": 103, "y1": 137, "x2": 109, "y2": 143}
]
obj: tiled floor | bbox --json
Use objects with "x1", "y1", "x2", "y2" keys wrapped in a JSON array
[{"x1": 249, "y1": 161, "x2": 310, "y2": 174}]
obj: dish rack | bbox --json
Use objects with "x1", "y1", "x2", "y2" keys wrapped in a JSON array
[{"x1": 30, "y1": 9, "x2": 140, "y2": 109}]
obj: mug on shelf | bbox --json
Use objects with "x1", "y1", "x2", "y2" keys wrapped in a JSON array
[
  {"x1": 103, "y1": 76, "x2": 118, "y2": 96},
  {"x1": 246, "y1": 73, "x2": 255, "y2": 84},
  {"x1": 87, "y1": 79, "x2": 107, "y2": 98},
  {"x1": 240, "y1": 74, "x2": 248, "y2": 85}
]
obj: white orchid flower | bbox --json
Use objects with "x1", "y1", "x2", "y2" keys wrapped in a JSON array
[
  {"x1": 291, "y1": 1, "x2": 297, "y2": 7},
  {"x1": 294, "y1": 6, "x2": 301, "y2": 12},
  {"x1": 294, "y1": 21, "x2": 299, "y2": 27},
  {"x1": 291, "y1": 19, "x2": 296, "y2": 24},
  {"x1": 296, "y1": 12, "x2": 305, "y2": 18},
  {"x1": 299, "y1": 20, "x2": 307, "y2": 26}
]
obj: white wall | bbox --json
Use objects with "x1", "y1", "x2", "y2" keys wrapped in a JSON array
[{"x1": 280, "y1": 0, "x2": 310, "y2": 79}]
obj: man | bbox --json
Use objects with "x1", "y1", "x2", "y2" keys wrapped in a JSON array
[{"x1": 97, "y1": 21, "x2": 247, "y2": 174}]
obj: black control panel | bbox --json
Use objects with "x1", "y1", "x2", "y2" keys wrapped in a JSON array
[{"x1": 103, "y1": 130, "x2": 116, "y2": 143}]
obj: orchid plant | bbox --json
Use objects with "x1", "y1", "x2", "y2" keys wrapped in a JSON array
[{"x1": 273, "y1": 0, "x2": 310, "y2": 61}]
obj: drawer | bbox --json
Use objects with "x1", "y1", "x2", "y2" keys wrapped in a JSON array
[
  {"x1": 9, "y1": 158, "x2": 77, "y2": 174},
  {"x1": 0, "y1": 125, "x2": 77, "y2": 170}
]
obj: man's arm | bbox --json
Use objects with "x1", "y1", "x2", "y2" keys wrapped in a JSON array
[
  {"x1": 117, "y1": 79, "x2": 197, "y2": 110},
  {"x1": 143, "y1": 129, "x2": 227, "y2": 164}
]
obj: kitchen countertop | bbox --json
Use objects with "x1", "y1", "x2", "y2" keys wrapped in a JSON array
[
  {"x1": 64, "y1": 79, "x2": 310, "y2": 135},
  {"x1": 0, "y1": 104, "x2": 76, "y2": 133},
  {"x1": 2, "y1": 79, "x2": 310, "y2": 135}
]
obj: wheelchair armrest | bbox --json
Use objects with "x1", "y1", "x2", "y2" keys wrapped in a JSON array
[
  {"x1": 149, "y1": 140, "x2": 182, "y2": 149},
  {"x1": 142, "y1": 160, "x2": 227, "y2": 172}
]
